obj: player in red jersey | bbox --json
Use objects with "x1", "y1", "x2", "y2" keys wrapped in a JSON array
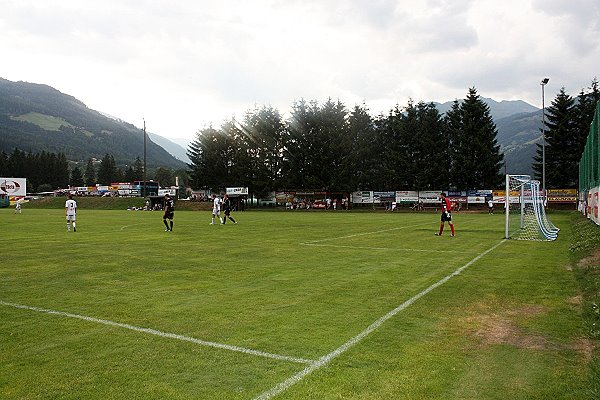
[{"x1": 435, "y1": 192, "x2": 455, "y2": 237}]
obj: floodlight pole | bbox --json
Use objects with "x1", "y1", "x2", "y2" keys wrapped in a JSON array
[
  {"x1": 143, "y1": 119, "x2": 147, "y2": 198},
  {"x1": 541, "y1": 78, "x2": 549, "y2": 199}
]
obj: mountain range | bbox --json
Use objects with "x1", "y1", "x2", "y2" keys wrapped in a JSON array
[
  {"x1": 0, "y1": 78, "x2": 185, "y2": 169},
  {"x1": 434, "y1": 98, "x2": 542, "y2": 175},
  {"x1": 0, "y1": 78, "x2": 541, "y2": 177}
]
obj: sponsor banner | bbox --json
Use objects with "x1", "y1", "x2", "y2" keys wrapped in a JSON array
[
  {"x1": 548, "y1": 196, "x2": 577, "y2": 203},
  {"x1": 468, "y1": 189, "x2": 493, "y2": 197},
  {"x1": 448, "y1": 196, "x2": 467, "y2": 203},
  {"x1": 0, "y1": 178, "x2": 27, "y2": 196},
  {"x1": 396, "y1": 190, "x2": 419, "y2": 203},
  {"x1": 419, "y1": 191, "x2": 442, "y2": 204},
  {"x1": 447, "y1": 190, "x2": 467, "y2": 197},
  {"x1": 468, "y1": 195, "x2": 487, "y2": 204},
  {"x1": 226, "y1": 187, "x2": 249, "y2": 196},
  {"x1": 547, "y1": 188, "x2": 577, "y2": 203},
  {"x1": 158, "y1": 188, "x2": 177, "y2": 196},
  {"x1": 76, "y1": 186, "x2": 88, "y2": 192},
  {"x1": 373, "y1": 191, "x2": 395, "y2": 203},
  {"x1": 494, "y1": 190, "x2": 521, "y2": 197},
  {"x1": 112, "y1": 184, "x2": 132, "y2": 190},
  {"x1": 352, "y1": 191, "x2": 373, "y2": 203},
  {"x1": 275, "y1": 191, "x2": 295, "y2": 200},
  {"x1": 97, "y1": 186, "x2": 110, "y2": 192},
  {"x1": 494, "y1": 196, "x2": 519, "y2": 205},
  {"x1": 548, "y1": 188, "x2": 577, "y2": 196},
  {"x1": 589, "y1": 188, "x2": 599, "y2": 225}
]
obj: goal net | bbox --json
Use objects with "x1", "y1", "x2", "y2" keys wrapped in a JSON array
[{"x1": 505, "y1": 175, "x2": 559, "y2": 241}]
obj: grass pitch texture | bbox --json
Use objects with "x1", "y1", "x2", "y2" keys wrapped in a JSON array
[{"x1": 0, "y1": 209, "x2": 593, "y2": 399}]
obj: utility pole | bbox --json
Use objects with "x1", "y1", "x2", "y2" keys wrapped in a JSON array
[{"x1": 143, "y1": 119, "x2": 147, "y2": 198}]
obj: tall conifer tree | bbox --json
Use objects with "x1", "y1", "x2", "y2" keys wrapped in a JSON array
[{"x1": 533, "y1": 88, "x2": 577, "y2": 187}]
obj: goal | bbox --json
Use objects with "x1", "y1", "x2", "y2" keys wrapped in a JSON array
[{"x1": 505, "y1": 175, "x2": 559, "y2": 241}]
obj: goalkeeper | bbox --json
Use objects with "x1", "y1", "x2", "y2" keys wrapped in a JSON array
[{"x1": 435, "y1": 192, "x2": 455, "y2": 237}]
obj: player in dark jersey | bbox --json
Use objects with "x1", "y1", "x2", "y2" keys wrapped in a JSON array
[
  {"x1": 163, "y1": 193, "x2": 175, "y2": 231},
  {"x1": 435, "y1": 192, "x2": 455, "y2": 237},
  {"x1": 221, "y1": 194, "x2": 237, "y2": 224}
]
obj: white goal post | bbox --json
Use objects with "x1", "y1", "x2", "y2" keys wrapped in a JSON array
[{"x1": 505, "y1": 175, "x2": 559, "y2": 241}]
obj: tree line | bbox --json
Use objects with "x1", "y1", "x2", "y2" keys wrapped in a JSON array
[
  {"x1": 533, "y1": 79, "x2": 600, "y2": 188},
  {"x1": 0, "y1": 151, "x2": 187, "y2": 193},
  {"x1": 188, "y1": 87, "x2": 505, "y2": 196}
]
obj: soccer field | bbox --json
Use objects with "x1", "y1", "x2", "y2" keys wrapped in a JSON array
[{"x1": 0, "y1": 208, "x2": 592, "y2": 399}]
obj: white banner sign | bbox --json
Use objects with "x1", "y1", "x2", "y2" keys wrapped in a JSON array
[
  {"x1": 352, "y1": 191, "x2": 373, "y2": 203},
  {"x1": 589, "y1": 188, "x2": 599, "y2": 225},
  {"x1": 419, "y1": 191, "x2": 442, "y2": 204},
  {"x1": 227, "y1": 187, "x2": 248, "y2": 195},
  {"x1": 396, "y1": 190, "x2": 419, "y2": 203},
  {"x1": 0, "y1": 178, "x2": 27, "y2": 196}
]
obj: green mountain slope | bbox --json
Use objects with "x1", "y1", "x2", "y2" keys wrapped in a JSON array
[
  {"x1": 434, "y1": 99, "x2": 541, "y2": 176},
  {"x1": 0, "y1": 78, "x2": 185, "y2": 169},
  {"x1": 495, "y1": 111, "x2": 541, "y2": 176}
]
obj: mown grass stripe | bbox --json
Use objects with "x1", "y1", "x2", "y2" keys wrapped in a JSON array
[
  {"x1": 0, "y1": 300, "x2": 315, "y2": 365},
  {"x1": 254, "y1": 239, "x2": 507, "y2": 400}
]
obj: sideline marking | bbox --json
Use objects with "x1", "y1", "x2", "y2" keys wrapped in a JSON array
[
  {"x1": 0, "y1": 300, "x2": 314, "y2": 365},
  {"x1": 254, "y1": 239, "x2": 507, "y2": 400}
]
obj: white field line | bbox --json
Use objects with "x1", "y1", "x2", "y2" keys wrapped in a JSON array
[
  {"x1": 301, "y1": 243, "x2": 464, "y2": 253},
  {"x1": 0, "y1": 300, "x2": 314, "y2": 365},
  {"x1": 254, "y1": 239, "x2": 507, "y2": 400}
]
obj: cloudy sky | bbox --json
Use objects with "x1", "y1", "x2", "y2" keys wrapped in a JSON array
[{"x1": 1, "y1": 0, "x2": 599, "y2": 142}]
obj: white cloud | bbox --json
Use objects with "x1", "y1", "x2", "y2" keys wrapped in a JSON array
[{"x1": 1, "y1": 0, "x2": 598, "y2": 141}]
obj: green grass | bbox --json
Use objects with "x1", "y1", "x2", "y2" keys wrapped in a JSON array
[
  {"x1": 24, "y1": 196, "x2": 211, "y2": 211},
  {"x1": 11, "y1": 112, "x2": 72, "y2": 131},
  {"x1": 0, "y1": 208, "x2": 596, "y2": 399}
]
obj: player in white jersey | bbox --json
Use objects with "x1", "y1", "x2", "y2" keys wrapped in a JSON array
[
  {"x1": 211, "y1": 195, "x2": 223, "y2": 225},
  {"x1": 15, "y1": 199, "x2": 22, "y2": 214},
  {"x1": 65, "y1": 193, "x2": 77, "y2": 232}
]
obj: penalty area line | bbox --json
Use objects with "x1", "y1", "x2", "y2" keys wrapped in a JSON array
[
  {"x1": 254, "y1": 238, "x2": 507, "y2": 400},
  {"x1": 0, "y1": 300, "x2": 314, "y2": 365}
]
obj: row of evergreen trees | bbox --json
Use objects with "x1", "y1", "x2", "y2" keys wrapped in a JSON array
[
  {"x1": 4, "y1": 82, "x2": 597, "y2": 195},
  {"x1": 188, "y1": 87, "x2": 505, "y2": 195},
  {"x1": 533, "y1": 80, "x2": 600, "y2": 188},
  {"x1": 0, "y1": 151, "x2": 183, "y2": 192}
]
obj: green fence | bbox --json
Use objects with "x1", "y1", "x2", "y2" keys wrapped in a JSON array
[{"x1": 579, "y1": 100, "x2": 600, "y2": 193}]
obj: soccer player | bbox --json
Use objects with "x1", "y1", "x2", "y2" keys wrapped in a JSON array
[
  {"x1": 14, "y1": 199, "x2": 22, "y2": 214},
  {"x1": 222, "y1": 194, "x2": 237, "y2": 224},
  {"x1": 65, "y1": 193, "x2": 77, "y2": 232},
  {"x1": 435, "y1": 192, "x2": 455, "y2": 237},
  {"x1": 163, "y1": 193, "x2": 175, "y2": 231},
  {"x1": 211, "y1": 194, "x2": 223, "y2": 225},
  {"x1": 488, "y1": 198, "x2": 494, "y2": 214}
]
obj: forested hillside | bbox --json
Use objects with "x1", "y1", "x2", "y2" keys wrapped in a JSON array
[
  {"x1": 0, "y1": 78, "x2": 185, "y2": 169},
  {"x1": 495, "y1": 111, "x2": 541, "y2": 175}
]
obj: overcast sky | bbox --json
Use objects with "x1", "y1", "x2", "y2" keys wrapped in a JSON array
[{"x1": 2, "y1": 0, "x2": 599, "y2": 142}]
